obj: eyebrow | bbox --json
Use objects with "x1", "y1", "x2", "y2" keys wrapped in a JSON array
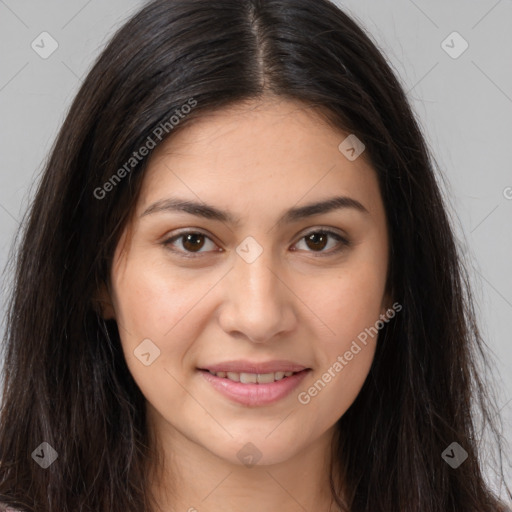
[{"x1": 140, "y1": 195, "x2": 369, "y2": 225}]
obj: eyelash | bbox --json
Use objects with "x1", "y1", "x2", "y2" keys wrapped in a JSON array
[{"x1": 161, "y1": 228, "x2": 350, "y2": 259}]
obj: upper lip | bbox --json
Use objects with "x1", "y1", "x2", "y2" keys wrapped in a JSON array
[{"x1": 199, "y1": 360, "x2": 309, "y2": 374}]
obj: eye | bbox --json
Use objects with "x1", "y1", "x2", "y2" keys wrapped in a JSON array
[
  {"x1": 162, "y1": 228, "x2": 350, "y2": 258},
  {"x1": 292, "y1": 229, "x2": 350, "y2": 256},
  {"x1": 162, "y1": 230, "x2": 220, "y2": 258}
]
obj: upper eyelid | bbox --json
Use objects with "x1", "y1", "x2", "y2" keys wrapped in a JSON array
[
  {"x1": 164, "y1": 227, "x2": 219, "y2": 245},
  {"x1": 296, "y1": 226, "x2": 348, "y2": 240}
]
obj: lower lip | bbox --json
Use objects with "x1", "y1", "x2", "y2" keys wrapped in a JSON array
[{"x1": 199, "y1": 369, "x2": 310, "y2": 406}]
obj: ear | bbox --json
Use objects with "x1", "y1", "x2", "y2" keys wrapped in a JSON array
[{"x1": 93, "y1": 281, "x2": 116, "y2": 320}]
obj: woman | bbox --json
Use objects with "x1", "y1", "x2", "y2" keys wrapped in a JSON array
[{"x1": 0, "y1": 0, "x2": 510, "y2": 510}]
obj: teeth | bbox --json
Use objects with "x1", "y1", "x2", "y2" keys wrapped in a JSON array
[
  {"x1": 226, "y1": 372, "x2": 240, "y2": 382},
  {"x1": 256, "y1": 372, "x2": 274, "y2": 384},
  {"x1": 240, "y1": 372, "x2": 257, "y2": 384},
  {"x1": 208, "y1": 370, "x2": 298, "y2": 383}
]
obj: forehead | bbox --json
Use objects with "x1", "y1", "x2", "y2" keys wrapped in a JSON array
[
  {"x1": 135, "y1": 98, "x2": 382, "y2": 220},
  {"x1": 150, "y1": 98, "x2": 351, "y2": 163}
]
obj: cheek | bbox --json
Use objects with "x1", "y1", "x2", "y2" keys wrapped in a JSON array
[
  {"x1": 111, "y1": 254, "x2": 207, "y2": 337},
  {"x1": 109, "y1": 256, "x2": 211, "y2": 412},
  {"x1": 296, "y1": 282, "x2": 380, "y2": 424},
  {"x1": 304, "y1": 256, "x2": 387, "y2": 350},
  {"x1": 298, "y1": 342, "x2": 376, "y2": 428},
  {"x1": 293, "y1": 251, "x2": 386, "y2": 417},
  {"x1": 110, "y1": 254, "x2": 216, "y2": 377}
]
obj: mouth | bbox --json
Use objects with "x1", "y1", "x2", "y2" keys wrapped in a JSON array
[
  {"x1": 200, "y1": 369, "x2": 303, "y2": 384},
  {"x1": 197, "y1": 366, "x2": 311, "y2": 406}
]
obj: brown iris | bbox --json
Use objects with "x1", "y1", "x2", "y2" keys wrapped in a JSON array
[
  {"x1": 304, "y1": 232, "x2": 328, "y2": 251},
  {"x1": 182, "y1": 233, "x2": 206, "y2": 252}
]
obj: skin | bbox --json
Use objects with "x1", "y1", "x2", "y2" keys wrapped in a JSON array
[{"x1": 100, "y1": 97, "x2": 391, "y2": 512}]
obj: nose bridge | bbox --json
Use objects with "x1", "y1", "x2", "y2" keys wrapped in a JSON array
[
  {"x1": 233, "y1": 234, "x2": 279, "y2": 294},
  {"x1": 237, "y1": 252, "x2": 278, "y2": 301},
  {"x1": 219, "y1": 240, "x2": 295, "y2": 342}
]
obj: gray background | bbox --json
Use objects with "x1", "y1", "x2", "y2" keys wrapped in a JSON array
[{"x1": 0, "y1": 0, "x2": 511, "y2": 498}]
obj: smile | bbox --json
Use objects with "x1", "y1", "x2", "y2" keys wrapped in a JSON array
[
  {"x1": 206, "y1": 370, "x2": 297, "y2": 383},
  {"x1": 199, "y1": 368, "x2": 311, "y2": 406}
]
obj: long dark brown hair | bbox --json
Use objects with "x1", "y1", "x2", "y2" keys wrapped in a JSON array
[{"x1": 0, "y1": 0, "x2": 510, "y2": 510}]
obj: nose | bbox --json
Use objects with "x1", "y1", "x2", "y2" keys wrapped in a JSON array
[{"x1": 217, "y1": 248, "x2": 297, "y2": 343}]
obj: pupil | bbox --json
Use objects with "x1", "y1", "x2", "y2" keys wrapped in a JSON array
[
  {"x1": 183, "y1": 234, "x2": 204, "y2": 252},
  {"x1": 306, "y1": 232, "x2": 327, "y2": 251}
]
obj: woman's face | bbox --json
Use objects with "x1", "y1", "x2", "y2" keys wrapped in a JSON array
[{"x1": 105, "y1": 98, "x2": 391, "y2": 467}]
